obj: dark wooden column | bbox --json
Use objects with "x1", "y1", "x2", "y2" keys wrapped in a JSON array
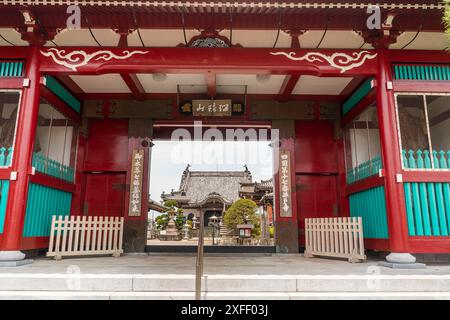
[
  {"x1": 123, "y1": 118, "x2": 153, "y2": 252},
  {"x1": 272, "y1": 119, "x2": 299, "y2": 253}
]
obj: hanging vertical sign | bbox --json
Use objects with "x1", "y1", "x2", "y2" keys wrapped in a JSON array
[
  {"x1": 279, "y1": 150, "x2": 292, "y2": 217},
  {"x1": 129, "y1": 149, "x2": 144, "y2": 216}
]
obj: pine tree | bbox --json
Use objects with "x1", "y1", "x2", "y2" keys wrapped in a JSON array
[{"x1": 223, "y1": 198, "x2": 259, "y2": 231}]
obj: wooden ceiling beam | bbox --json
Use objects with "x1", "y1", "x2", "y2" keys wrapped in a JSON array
[
  {"x1": 120, "y1": 73, "x2": 146, "y2": 101},
  {"x1": 339, "y1": 76, "x2": 365, "y2": 103},
  {"x1": 277, "y1": 30, "x2": 302, "y2": 102},
  {"x1": 54, "y1": 75, "x2": 85, "y2": 100},
  {"x1": 278, "y1": 74, "x2": 301, "y2": 102},
  {"x1": 116, "y1": 29, "x2": 147, "y2": 101}
]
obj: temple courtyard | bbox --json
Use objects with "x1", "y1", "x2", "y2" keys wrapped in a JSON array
[{"x1": 0, "y1": 254, "x2": 450, "y2": 300}]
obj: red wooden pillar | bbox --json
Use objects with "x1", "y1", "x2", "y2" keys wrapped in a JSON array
[
  {"x1": 70, "y1": 133, "x2": 87, "y2": 215},
  {"x1": 375, "y1": 47, "x2": 409, "y2": 253},
  {"x1": 0, "y1": 45, "x2": 41, "y2": 252},
  {"x1": 336, "y1": 124, "x2": 349, "y2": 217}
]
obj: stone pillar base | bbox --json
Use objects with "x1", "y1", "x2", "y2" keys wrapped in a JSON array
[
  {"x1": 0, "y1": 251, "x2": 33, "y2": 267},
  {"x1": 378, "y1": 252, "x2": 426, "y2": 269},
  {"x1": 123, "y1": 220, "x2": 148, "y2": 253},
  {"x1": 0, "y1": 250, "x2": 25, "y2": 261}
]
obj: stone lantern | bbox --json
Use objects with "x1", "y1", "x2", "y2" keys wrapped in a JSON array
[
  {"x1": 208, "y1": 214, "x2": 220, "y2": 245},
  {"x1": 192, "y1": 216, "x2": 199, "y2": 230},
  {"x1": 182, "y1": 222, "x2": 191, "y2": 241}
]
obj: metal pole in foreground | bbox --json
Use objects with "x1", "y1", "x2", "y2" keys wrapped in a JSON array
[{"x1": 195, "y1": 210, "x2": 205, "y2": 300}]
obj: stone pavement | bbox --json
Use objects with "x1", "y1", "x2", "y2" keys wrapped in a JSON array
[
  {"x1": 2, "y1": 254, "x2": 450, "y2": 275},
  {"x1": 0, "y1": 254, "x2": 449, "y2": 299}
]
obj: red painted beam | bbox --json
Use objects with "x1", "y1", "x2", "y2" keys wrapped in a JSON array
[
  {"x1": 30, "y1": 172, "x2": 76, "y2": 193},
  {"x1": 345, "y1": 175, "x2": 384, "y2": 196},
  {"x1": 39, "y1": 47, "x2": 379, "y2": 76},
  {"x1": 120, "y1": 73, "x2": 146, "y2": 101},
  {"x1": 116, "y1": 28, "x2": 148, "y2": 101},
  {"x1": 0, "y1": 170, "x2": 11, "y2": 180},
  {"x1": 55, "y1": 75, "x2": 85, "y2": 99},
  {"x1": 278, "y1": 74, "x2": 301, "y2": 102},
  {"x1": 82, "y1": 92, "x2": 343, "y2": 101},
  {"x1": 339, "y1": 76, "x2": 365, "y2": 101},
  {"x1": 277, "y1": 32, "x2": 302, "y2": 102},
  {"x1": 364, "y1": 238, "x2": 391, "y2": 251},
  {"x1": 389, "y1": 50, "x2": 450, "y2": 64},
  {"x1": 0, "y1": 7, "x2": 444, "y2": 32},
  {"x1": 40, "y1": 85, "x2": 82, "y2": 125},
  {"x1": 116, "y1": 27, "x2": 147, "y2": 101},
  {"x1": 393, "y1": 80, "x2": 450, "y2": 93},
  {"x1": 341, "y1": 90, "x2": 376, "y2": 127},
  {"x1": 20, "y1": 236, "x2": 49, "y2": 250},
  {"x1": 0, "y1": 46, "x2": 30, "y2": 59},
  {"x1": 0, "y1": 78, "x2": 24, "y2": 89},
  {"x1": 206, "y1": 72, "x2": 216, "y2": 98},
  {"x1": 409, "y1": 237, "x2": 450, "y2": 254},
  {"x1": 402, "y1": 171, "x2": 450, "y2": 183}
]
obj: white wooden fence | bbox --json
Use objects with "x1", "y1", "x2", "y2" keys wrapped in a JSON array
[
  {"x1": 304, "y1": 217, "x2": 366, "y2": 263},
  {"x1": 47, "y1": 215, "x2": 124, "y2": 260}
]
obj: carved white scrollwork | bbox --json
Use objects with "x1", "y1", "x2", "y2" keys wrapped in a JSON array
[
  {"x1": 269, "y1": 50, "x2": 378, "y2": 73},
  {"x1": 40, "y1": 48, "x2": 149, "y2": 71}
]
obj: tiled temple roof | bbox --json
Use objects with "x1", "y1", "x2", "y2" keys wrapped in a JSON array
[
  {"x1": 162, "y1": 165, "x2": 252, "y2": 204},
  {"x1": 239, "y1": 178, "x2": 273, "y2": 194},
  {"x1": 255, "y1": 178, "x2": 273, "y2": 191}
]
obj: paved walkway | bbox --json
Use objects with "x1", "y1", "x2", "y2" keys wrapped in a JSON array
[
  {"x1": 1, "y1": 255, "x2": 450, "y2": 299},
  {"x1": 2, "y1": 254, "x2": 450, "y2": 275}
]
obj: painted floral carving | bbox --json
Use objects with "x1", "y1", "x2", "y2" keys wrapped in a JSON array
[
  {"x1": 269, "y1": 50, "x2": 378, "y2": 73},
  {"x1": 40, "y1": 48, "x2": 149, "y2": 71}
]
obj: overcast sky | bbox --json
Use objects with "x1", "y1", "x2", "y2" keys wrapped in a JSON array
[{"x1": 149, "y1": 140, "x2": 274, "y2": 204}]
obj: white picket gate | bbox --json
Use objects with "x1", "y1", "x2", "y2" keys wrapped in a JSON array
[
  {"x1": 304, "y1": 217, "x2": 366, "y2": 263},
  {"x1": 47, "y1": 215, "x2": 124, "y2": 260}
]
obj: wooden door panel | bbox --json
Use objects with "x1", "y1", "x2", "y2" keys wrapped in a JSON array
[
  {"x1": 84, "y1": 173, "x2": 126, "y2": 218},
  {"x1": 296, "y1": 174, "x2": 339, "y2": 245}
]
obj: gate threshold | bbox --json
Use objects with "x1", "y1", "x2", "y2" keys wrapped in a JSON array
[{"x1": 145, "y1": 245, "x2": 276, "y2": 254}]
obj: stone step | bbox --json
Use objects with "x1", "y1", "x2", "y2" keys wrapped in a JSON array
[
  {"x1": 0, "y1": 274, "x2": 450, "y2": 293},
  {"x1": 0, "y1": 291, "x2": 450, "y2": 300}
]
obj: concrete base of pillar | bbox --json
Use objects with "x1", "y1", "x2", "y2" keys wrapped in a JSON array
[
  {"x1": 378, "y1": 252, "x2": 426, "y2": 269},
  {"x1": 0, "y1": 259, "x2": 34, "y2": 267},
  {"x1": 378, "y1": 261, "x2": 426, "y2": 269},
  {"x1": 0, "y1": 251, "x2": 33, "y2": 267},
  {"x1": 386, "y1": 252, "x2": 416, "y2": 264},
  {"x1": 0, "y1": 250, "x2": 25, "y2": 261}
]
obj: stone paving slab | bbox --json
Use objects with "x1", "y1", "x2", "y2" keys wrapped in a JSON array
[
  {"x1": 0, "y1": 255, "x2": 449, "y2": 298},
  {"x1": 0, "y1": 273, "x2": 450, "y2": 293},
  {"x1": 0, "y1": 259, "x2": 34, "y2": 267},
  {"x1": 132, "y1": 275, "x2": 204, "y2": 292},
  {"x1": 1, "y1": 291, "x2": 450, "y2": 300},
  {"x1": 0, "y1": 274, "x2": 134, "y2": 292},
  {"x1": 2, "y1": 255, "x2": 450, "y2": 275}
]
